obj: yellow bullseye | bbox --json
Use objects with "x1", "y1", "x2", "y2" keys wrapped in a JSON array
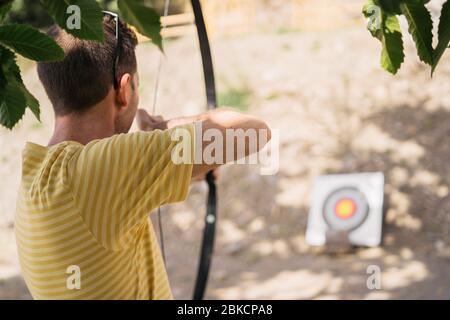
[{"x1": 334, "y1": 198, "x2": 356, "y2": 219}]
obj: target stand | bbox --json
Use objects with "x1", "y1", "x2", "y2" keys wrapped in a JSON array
[{"x1": 306, "y1": 172, "x2": 384, "y2": 249}]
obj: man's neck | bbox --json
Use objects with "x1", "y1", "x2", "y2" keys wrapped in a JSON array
[{"x1": 48, "y1": 104, "x2": 115, "y2": 146}]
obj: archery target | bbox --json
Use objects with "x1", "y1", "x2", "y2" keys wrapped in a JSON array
[
  {"x1": 306, "y1": 172, "x2": 384, "y2": 247},
  {"x1": 323, "y1": 187, "x2": 369, "y2": 231}
]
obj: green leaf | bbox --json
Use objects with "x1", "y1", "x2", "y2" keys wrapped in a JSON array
[
  {"x1": 0, "y1": 56, "x2": 7, "y2": 90},
  {"x1": 379, "y1": 0, "x2": 401, "y2": 14},
  {"x1": 400, "y1": 1, "x2": 434, "y2": 65},
  {"x1": 433, "y1": 0, "x2": 450, "y2": 73},
  {"x1": 0, "y1": 24, "x2": 64, "y2": 61},
  {"x1": 0, "y1": 70, "x2": 6, "y2": 93},
  {"x1": 16, "y1": 79, "x2": 40, "y2": 121},
  {"x1": 41, "y1": 0, "x2": 104, "y2": 42},
  {"x1": 0, "y1": 46, "x2": 40, "y2": 122},
  {"x1": 364, "y1": 2, "x2": 405, "y2": 74},
  {"x1": 381, "y1": 15, "x2": 405, "y2": 74},
  {"x1": 118, "y1": 0, "x2": 162, "y2": 50},
  {"x1": 0, "y1": 1, "x2": 12, "y2": 23},
  {"x1": 0, "y1": 45, "x2": 23, "y2": 78},
  {"x1": 0, "y1": 81, "x2": 27, "y2": 129},
  {"x1": 363, "y1": 0, "x2": 383, "y2": 39},
  {"x1": 380, "y1": 14, "x2": 405, "y2": 74}
]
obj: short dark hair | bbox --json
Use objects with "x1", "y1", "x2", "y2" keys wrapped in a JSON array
[{"x1": 37, "y1": 15, "x2": 138, "y2": 116}]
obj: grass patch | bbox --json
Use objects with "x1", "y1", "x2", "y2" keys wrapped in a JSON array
[{"x1": 218, "y1": 87, "x2": 252, "y2": 111}]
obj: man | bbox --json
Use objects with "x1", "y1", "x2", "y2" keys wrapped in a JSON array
[{"x1": 15, "y1": 16, "x2": 270, "y2": 299}]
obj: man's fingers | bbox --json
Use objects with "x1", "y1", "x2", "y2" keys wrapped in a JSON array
[
  {"x1": 136, "y1": 109, "x2": 150, "y2": 119},
  {"x1": 136, "y1": 109, "x2": 167, "y2": 131}
]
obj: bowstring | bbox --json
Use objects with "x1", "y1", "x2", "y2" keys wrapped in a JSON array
[{"x1": 152, "y1": 0, "x2": 171, "y2": 265}]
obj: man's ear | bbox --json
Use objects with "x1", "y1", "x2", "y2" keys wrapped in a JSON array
[{"x1": 115, "y1": 73, "x2": 132, "y2": 111}]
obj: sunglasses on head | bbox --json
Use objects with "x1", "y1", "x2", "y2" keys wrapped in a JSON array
[{"x1": 102, "y1": 10, "x2": 121, "y2": 90}]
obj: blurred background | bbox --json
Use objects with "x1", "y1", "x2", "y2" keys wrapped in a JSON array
[{"x1": 1, "y1": 0, "x2": 450, "y2": 299}]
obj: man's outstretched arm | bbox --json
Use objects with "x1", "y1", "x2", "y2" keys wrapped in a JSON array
[{"x1": 136, "y1": 108, "x2": 272, "y2": 177}]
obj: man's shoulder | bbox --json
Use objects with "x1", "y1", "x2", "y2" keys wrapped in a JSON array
[{"x1": 21, "y1": 141, "x2": 82, "y2": 186}]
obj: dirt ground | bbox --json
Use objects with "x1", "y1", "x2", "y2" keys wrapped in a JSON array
[{"x1": 1, "y1": 6, "x2": 450, "y2": 299}]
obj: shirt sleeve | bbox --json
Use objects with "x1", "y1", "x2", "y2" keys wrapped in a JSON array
[{"x1": 68, "y1": 124, "x2": 194, "y2": 250}]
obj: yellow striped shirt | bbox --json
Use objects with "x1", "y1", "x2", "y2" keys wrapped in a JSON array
[{"x1": 15, "y1": 125, "x2": 194, "y2": 299}]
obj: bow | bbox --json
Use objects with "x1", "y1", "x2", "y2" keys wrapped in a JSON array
[
  {"x1": 153, "y1": 0, "x2": 218, "y2": 300},
  {"x1": 190, "y1": 0, "x2": 218, "y2": 300}
]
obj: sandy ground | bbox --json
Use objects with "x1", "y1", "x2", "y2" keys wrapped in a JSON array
[{"x1": 1, "y1": 10, "x2": 450, "y2": 299}]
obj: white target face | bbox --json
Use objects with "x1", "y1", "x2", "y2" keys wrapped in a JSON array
[
  {"x1": 322, "y1": 187, "x2": 369, "y2": 231},
  {"x1": 306, "y1": 172, "x2": 384, "y2": 247}
]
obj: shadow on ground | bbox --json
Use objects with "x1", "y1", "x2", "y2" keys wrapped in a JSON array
[{"x1": 164, "y1": 102, "x2": 450, "y2": 300}]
